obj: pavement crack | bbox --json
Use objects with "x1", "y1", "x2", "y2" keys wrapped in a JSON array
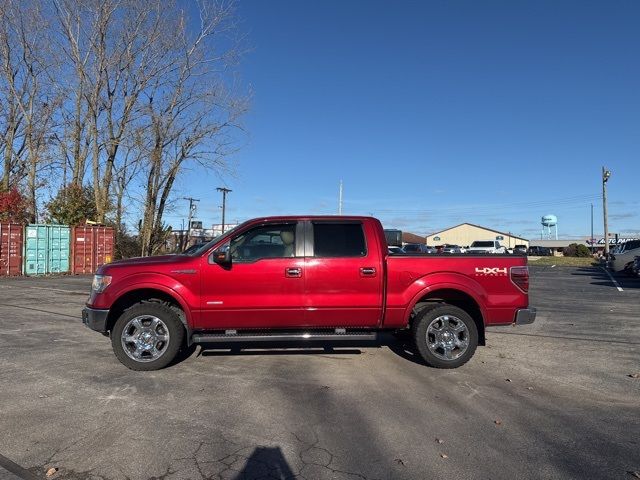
[{"x1": 290, "y1": 427, "x2": 378, "y2": 480}]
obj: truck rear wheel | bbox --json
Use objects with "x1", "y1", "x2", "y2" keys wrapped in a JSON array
[
  {"x1": 412, "y1": 303, "x2": 478, "y2": 369},
  {"x1": 111, "y1": 302, "x2": 184, "y2": 371}
]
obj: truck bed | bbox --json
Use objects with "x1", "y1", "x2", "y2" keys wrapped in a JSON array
[{"x1": 383, "y1": 254, "x2": 528, "y2": 327}]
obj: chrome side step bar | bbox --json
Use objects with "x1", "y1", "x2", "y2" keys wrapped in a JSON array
[{"x1": 192, "y1": 330, "x2": 379, "y2": 344}]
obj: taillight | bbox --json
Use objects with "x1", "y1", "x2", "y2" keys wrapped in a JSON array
[{"x1": 510, "y1": 266, "x2": 529, "y2": 293}]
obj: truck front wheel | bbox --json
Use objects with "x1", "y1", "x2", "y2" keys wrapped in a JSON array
[
  {"x1": 111, "y1": 302, "x2": 184, "y2": 371},
  {"x1": 412, "y1": 304, "x2": 478, "y2": 369}
]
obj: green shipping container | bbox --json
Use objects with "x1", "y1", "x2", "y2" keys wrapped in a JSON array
[{"x1": 24, "y1": 225, "x2": 71, "y2": 275}]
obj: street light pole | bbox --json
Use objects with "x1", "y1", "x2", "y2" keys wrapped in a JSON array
[
  {"x1": 216, "y1": 187, "x2": 232, "y2": 234},
  {"x1": 590, "y1": 203, "x2": 594, "y2": 254},
  {"x1": 602, "y1": 167, "x2": 611, "y2": 257},
  {"x1": 183, "y1": 197, "x2": 200, "y2": 248}
]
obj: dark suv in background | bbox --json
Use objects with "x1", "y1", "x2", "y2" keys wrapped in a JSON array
[{"x1": 528, "y1": 246, "x2": 552, "y2": 256}]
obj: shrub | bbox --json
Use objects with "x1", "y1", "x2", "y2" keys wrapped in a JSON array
[
  {"x1": 575, "y1": 244, "x2": 592, "y2": 257},
  {"x1": 46, "y1": 184, "x2": 98, "y2": 225},
  {"x1": 563, "y1": 243, "x2": 592, "y2": 257}
]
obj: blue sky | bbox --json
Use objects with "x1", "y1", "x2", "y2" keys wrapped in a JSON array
[{"x1": 166, "y1": 0, "x2": 640, "y2": 240}]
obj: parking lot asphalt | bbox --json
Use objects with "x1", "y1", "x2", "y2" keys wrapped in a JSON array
[{"x1": 0, "y1": 267, "x2": 638, "y2": 480}]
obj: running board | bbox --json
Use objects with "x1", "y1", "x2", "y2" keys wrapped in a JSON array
[{"x1": 191, "y1": 330, "x2": 379, "y2": 344}]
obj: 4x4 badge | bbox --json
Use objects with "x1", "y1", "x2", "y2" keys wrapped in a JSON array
[{"x1": 475, "y1": 267, "x2": 508, "y2": 276}]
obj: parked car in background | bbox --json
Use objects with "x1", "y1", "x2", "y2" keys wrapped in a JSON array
[
  {"x1": 513, "y1": 244, "x2": 528, "y2": 255},
  {"x1": 388, "y1": 245, "x2": 405, "y2": 255},
  {"x1": 440, "y1": 244, "x2": 464, "y2": 254},
  {"x1": 610, "y1": 244, "x2": 624, "y2": 255},
  {"x1": 403, "y1": 243, "x2": 437, "y2": 254},
  {"x1": 631, "y1": 256, "x2": 640, "y2": 277},
  {"x1": 527, "y1": 246, "x2": 552, "y2": 256},
  {"x1": 609, "y1": 240, "x2": 640, "y2": 272},
  {"x1": 466, "y1": 240, "x2": 507, "y2": 254}
]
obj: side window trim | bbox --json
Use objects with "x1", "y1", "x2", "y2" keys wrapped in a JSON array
[
  {"x1": 308, "y1": 220, "x2": 368, "y2": 258},
  {"x1": 295, "y1": 222, "x2": 306, "y2": 258},
  {"x1": 303, "y1": 221, "x2": 313, "y2": 257}
]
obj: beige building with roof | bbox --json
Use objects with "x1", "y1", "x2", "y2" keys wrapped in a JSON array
[{"x1": 426, "y1": 223, "x2": 529, "y2": 249}]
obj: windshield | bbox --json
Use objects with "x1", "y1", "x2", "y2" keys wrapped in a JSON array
[
  {"x1": 182, "y1": 222, "x2": 247, "y2": 256},
  {"x1": 471, "y1": 241, "x2": 495, "y2": 248}
]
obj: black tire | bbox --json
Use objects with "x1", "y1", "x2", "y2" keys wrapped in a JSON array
[
  {"x1": 411, "y1": 303, "x2": 478, "y2": 369},
  {"x1": 111, "y1": 302, "x2": 185, "y2": 371}
]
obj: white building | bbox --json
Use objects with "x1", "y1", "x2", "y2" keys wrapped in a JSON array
[{"x1": 426, "y1": 223, "x2": 529, "y2": 249}]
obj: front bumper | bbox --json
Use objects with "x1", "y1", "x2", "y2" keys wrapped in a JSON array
[
  {"x1": 515, "y1": 308, "x2": 536, "y2": 325},
  {"x1": 82, "y1": 307, "x2": 110, "y2": 333}
]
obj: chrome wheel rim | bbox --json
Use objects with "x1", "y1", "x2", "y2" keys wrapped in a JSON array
[
  {"x1": 426, "y1": 315, "x2": 469, "y2": 361},
  {"x1": 121, "y1": 315, "x2": 170, "y2": 362}
]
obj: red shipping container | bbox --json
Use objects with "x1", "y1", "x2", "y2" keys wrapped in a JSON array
[
  {"x1": 0, "y1": 223, "x2": 24, "y2": 276},
  {"x1": 72, "y1": 226, "x2": 115, "y2": 275}
]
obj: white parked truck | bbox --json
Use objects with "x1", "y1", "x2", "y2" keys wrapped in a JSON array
[{"x1": 466, "y1": 240, "x2": 507, "y2": 254}]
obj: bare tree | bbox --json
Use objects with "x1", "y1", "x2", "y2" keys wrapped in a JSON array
[
  {"x1": 52, "y1": 0, "x2": 94, "y2": 188},
  {"x1": 137, "y1": 1, "x2": 247, "y2": 255},
  {"x1": 1, "y1": 0, "x2": 247, "y2": 254},
  {"x1": 0, "y1": 0, "x2": 59, "y2": 220},
  {"x1": 112, "y1": 127, "x2": 145, "y2": 250},
  {"x1": 54, "y1": 0, "x2": 207, "y2": 223},
  {"x1": 0, "y1": 0, "x2": 26, "y2": 191}
]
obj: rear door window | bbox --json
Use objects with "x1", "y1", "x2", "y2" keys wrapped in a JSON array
[{"x1": 312, "y1": 222, "x2": 367, "y2": 257}]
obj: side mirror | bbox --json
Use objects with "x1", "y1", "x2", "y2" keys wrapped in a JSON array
[{"x1": 212, "y1": 248, "x2": 231, "y2": 266}]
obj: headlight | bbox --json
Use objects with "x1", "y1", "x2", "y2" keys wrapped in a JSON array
[{"x1": 92, "y1": 275, "x2": 112, "y2": 293}]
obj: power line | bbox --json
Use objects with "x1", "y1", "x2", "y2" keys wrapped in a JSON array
[{"x1": 353, "y1": 194, "x2": 603, "y2": 217}]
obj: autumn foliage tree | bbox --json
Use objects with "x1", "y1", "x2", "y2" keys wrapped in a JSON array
[
  {"x1": 0, "y1": 188, "x2": 29, "y2": 223},
  {"x1": 45, "y1": 184, "x2": 98, "y2": 225}
]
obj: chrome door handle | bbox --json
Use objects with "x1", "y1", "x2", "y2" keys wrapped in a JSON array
[
  {"x1": 285, "y1": 267, "x2": 302, "y2": 278},
  {"x1": 360, "y1": 267, "x2": 376, "y2": 277}
]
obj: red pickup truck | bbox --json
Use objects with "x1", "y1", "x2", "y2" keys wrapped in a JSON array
[{"x1": 83, "y1": 216, "x2": 535, "y2": 371}]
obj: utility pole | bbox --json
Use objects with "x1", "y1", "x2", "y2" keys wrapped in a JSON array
[
  {"x1": 183, "y1": 197, "x2": 200, "y2": 247},
  {"x1": 338, "y1": 180, "x2": 343, "y2": 215},
  {"x1": 216, "y1": 187, "x2": 232, "y2": 234},
  {"x1": 602, "y1": 167, "x2": 611, "y2": 257},
  {"x1": 590, "y1": 203, "x2": 594, "y2": 254}
]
